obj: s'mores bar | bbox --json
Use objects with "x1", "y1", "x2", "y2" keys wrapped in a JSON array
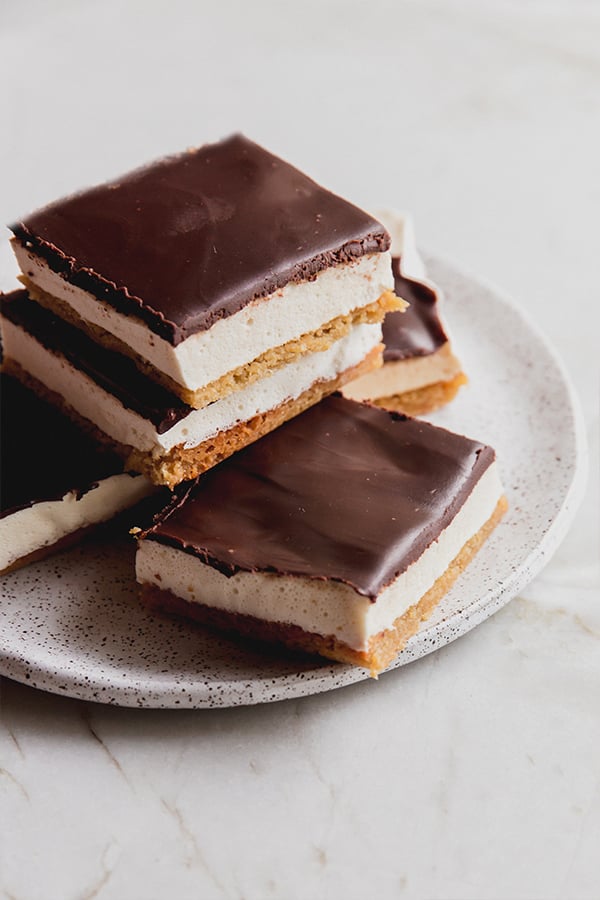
[
  {"x1": 343, "y1": 211, "x2": 466, "y2": 415},
  {"x1": 135, "y1": 395, "x2": 507, "y2": 675},
  {"x1": 0, "y1": 373, "x2": 156, "y2": 574},
  {"x1": 1, "y1": 288, "x2": 383, "y2": 489},
  {"x1": 5, "y1": 135, "x2": 401, "y2": 486}
]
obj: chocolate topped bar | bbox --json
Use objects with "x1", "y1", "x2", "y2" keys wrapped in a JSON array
[
  {"x1": 0, "y1": 372, "x2": 128, "y2": 517},
  {"x1": 11, "y1": 135, "x2": 390, "y2": 344},
  {"x1": 1, "y1": 287, "x2": 389, "y2": 487},
  {"x1": 382, "y1": 256, "x2": 447, "y2": 361},
  {"x1": 142, "y1": 394, "x2": 495, "y2": 599}
]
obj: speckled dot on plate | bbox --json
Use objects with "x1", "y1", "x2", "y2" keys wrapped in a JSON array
[{"x1": 0, "y1": 256, "x2": 587, "y2": 708}]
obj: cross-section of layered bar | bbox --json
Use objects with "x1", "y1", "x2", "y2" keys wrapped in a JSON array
[
  {"x1": 135, "y1": 395, "x2": 507, "y2": 675},
  {"x1": 343, "y1": 210, "x2": 466, "y2": 414},
  {"x1": 1, "y1": 288, "x2": 383, "y2": 488},
  {"x1": 0, "y1": 373, "x2": 157, "y2": 574},
  {"x1": 6, "y1": 135, "x2": 400, "y2": 486}
]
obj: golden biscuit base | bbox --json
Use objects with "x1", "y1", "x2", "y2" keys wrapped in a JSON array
[
  {"x1": 3, "y1": 344, "x2": 382, "y2": 489},
  {"x1": 372, "y1": 370, "x2": 468, "y2": 416},
  {"x1": 140, "y1": 494, "x2": 508, "y2": 676},
  {"x1": 343, "y1": 341, "x2": 467, "y2": 415},
  {"x1": 20, "y1": 275, "x2": 402, "y2": 408}
]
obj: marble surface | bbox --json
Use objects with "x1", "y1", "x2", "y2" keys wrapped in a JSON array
[{"x1": 1, "y1": 2, "x2": 599, "y2": 898}]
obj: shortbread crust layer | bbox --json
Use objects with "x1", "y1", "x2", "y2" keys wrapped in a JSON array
[
  {"x1": 367, "y1": 372, "x2": 468, "y2": 416},
  {"x1": 343, "y1": 343, "x2": 467, "y2": 414}
]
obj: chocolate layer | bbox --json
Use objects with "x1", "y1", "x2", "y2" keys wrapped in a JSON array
[
  {"x1": 383, "y1": 256, "x2": 447, "y2": 361},
  {"x1": 0, "y1": 372, "x2": 127, "y2": 518},
  {"x1": 0, "y1": 290, "x2": 190, "y2": 433},
  {"x1": 11, "y1": 135, "x2": 390, "y2": 345},
  {"x1": 141, "y1": 394, "x2": 495, "y2": 599}
]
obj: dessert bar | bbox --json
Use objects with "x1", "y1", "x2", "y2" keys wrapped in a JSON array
[
  {"x1": 135, "y1": 395, "x2": 507, "y2": 674},
  {"x1": 343, "y1": 210, "x2": 466, "y2": 414},
  {"x1": 10, "y1": 134, "x2": 398, "y2": 407},
  {"x1": 1, "y1": 289, "x2": 381, "y2": 488},
  {"x1": 0, "y1": 373, "x2": 156, "y2": 574},
  {"x1": 5, "y1": 135, "x2": 402, "y2": 485}
]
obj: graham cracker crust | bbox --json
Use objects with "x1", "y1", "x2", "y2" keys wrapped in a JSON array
[
  {"x1": 3, "y1": 344, "x2": 383, "y2": 489},
  {"x1": 343, "y1": 342, "x2": 467, "y2": 415},
  {"x1": 373, "y1": 371, "x2": 468, "y2": 416},
  {"x1": 21, "y1": 275, "x2": 401, "y2": 408},
  {"x1": 139, "y1": 494, "x2": 508, "y2": 675}
]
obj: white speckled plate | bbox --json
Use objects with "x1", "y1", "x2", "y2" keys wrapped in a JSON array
[{"x1": 0, "y1": 256, "x2": 587, "y2": 708}]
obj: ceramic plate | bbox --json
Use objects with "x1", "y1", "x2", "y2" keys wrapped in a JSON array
[{"x1": 0, "y1": 256, "x2": 587, "y2": 708}]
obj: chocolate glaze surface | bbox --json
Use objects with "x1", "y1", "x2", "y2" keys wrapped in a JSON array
[
  {"x1": 0, "y1": 372, "x2": 128, "y2": 518},
  {"x1": 1, "y1": 290, "x2": 190, "y2": 432},
  {"x1": 11, "y1": 135, "x2": 390, "y2": 345},
  {"x1": 142, "y1": 395, "x2": 496, "y2": 599},
  {"x1": 383, "y1": 256, "x2": 447, "y2": 361}
]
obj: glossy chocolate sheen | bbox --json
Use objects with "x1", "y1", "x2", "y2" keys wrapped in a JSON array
[
  {"x1": 11, "y1": 135, "x2": 390, "y2": 345},
  {"x1": 0, "y1": 372, "x2": 128, "y2": 518},
  {"x1": 383, "y1": 256, "x2": 447, "y2": 361},
  {"x1": 142, "y1": 395, "x2": 495, "y2": 599},
  {"x1": 1, "y1": 290, "x2": 190, "y2": 432}
]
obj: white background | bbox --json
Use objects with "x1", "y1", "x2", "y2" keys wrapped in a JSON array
[{"x1": 1, "y1": 2, "x2": 599, "y2": 898}]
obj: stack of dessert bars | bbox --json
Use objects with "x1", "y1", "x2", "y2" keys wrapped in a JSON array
[
  {"x1": 2, "y1": 134, "x2": 400, "y2": 489},
  {"x1": 0, "y1": 134, "x2": 506, "y2": 673}
]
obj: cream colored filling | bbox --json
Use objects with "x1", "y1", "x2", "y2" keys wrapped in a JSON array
[
  {"x1": 342, "y1": 343, "x2": 463, "y2": 401},
  {"x1": 0, "y1": 473, "x2": 154, "y2": 572},
  {"x1": 13, "y1": 242, "x2": 393, "y2": 392},
  {"x1": 1, "y1": 315, "x2": 381, "y2": 454},
  {"x1": 135, "y1": 462, "x2": 503, "y2": 652}
]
